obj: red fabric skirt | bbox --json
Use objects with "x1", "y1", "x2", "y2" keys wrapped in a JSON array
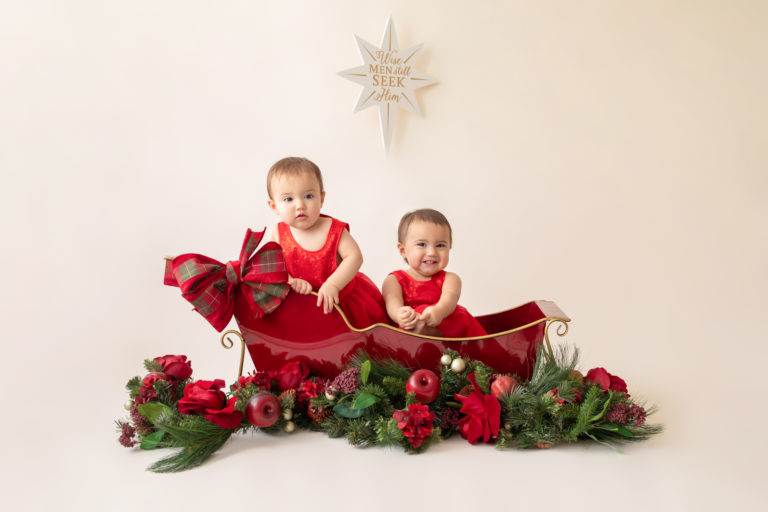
[
  {"x1": 412, "y1": 303, "x2": 487, "y2": 338},
  {"x1": 338, "y1": 272, "x2": 389, "y2": 329}
]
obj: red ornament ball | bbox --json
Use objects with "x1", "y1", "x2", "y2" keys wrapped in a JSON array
[
  {"x1": 490, "y1": 375, "x2": 519, "y2": 398},
  {"x1": 245, "y1": 392, "x2": 281, "y2": 427},
  {"x1": 406, "y1": 369, "x2": 440, "y2": 403}
]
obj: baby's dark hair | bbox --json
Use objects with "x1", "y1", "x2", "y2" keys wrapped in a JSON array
[
  {"x1": 397, "y1": 208, "x2": 452, "y2": 245},
  {"x1": 266, "y1": 157, "x2": 324, "y2": 199}
]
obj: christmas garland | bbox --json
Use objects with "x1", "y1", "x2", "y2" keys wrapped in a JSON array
[{"x1": 116, "y1": 346, "x2": 661, "y2": 472}]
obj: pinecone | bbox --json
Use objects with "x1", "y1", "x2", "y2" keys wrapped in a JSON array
[
  {"x1": 308, "y1": 404, "x2": 332, "y2": 424},
  {"x1": 535, "y1": 441, "x2": 552, "y2": 449},
  {"x1": 279, "y1": 389, "x2": 297, "y2": 409},
  {"x1": 458, "y1": 384, "x2": 474, "y2": 397}
]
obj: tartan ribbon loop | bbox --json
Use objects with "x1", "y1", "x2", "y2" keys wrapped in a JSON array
[
  {"x1": 225, "y1": 261, "x2": 242, "y2": 285},
  {"x1": 164, "y1": 228, "x2": 289, "y2": 332}
]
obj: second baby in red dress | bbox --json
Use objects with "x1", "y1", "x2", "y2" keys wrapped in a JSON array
[{"x1": 382, "y1": 209, "x2": 487, "y2": 338}]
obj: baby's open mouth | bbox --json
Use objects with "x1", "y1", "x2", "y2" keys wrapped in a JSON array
[{"x1": 422, "y1": 260, "x2": 437, "y2": 264}]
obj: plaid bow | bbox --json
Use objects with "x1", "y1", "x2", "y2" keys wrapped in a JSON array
[{"x1": 164, "y1": 229, "x2": 289, "y2": 332}]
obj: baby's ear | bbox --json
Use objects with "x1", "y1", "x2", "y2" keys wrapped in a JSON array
[
  {"x1": 267, "y1": 199, "x2": 277, "y2": 213},
  {"x1": 320, "y1": 191, "x2": 326, "y2": 205}
]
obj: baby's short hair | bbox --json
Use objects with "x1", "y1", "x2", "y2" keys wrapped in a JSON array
[
  {"x1": 397, "y1": 208, "x2": 452, "y2": 245},
  {"x1": 266, "y1": 157, "x2": 325, "y2": 198}
]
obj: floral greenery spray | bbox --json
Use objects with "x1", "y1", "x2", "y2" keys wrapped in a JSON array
[{"x1": 117, "y1": 347, "x2": 661, "y2": 472}]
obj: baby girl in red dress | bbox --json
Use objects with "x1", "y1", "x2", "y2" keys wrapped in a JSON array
[
  {"x1": 382, "y1": 209, "x2": 487, "y2": 338},
  {"x1": 265, "y1": 157, "x2": 388, "y2": 328}
]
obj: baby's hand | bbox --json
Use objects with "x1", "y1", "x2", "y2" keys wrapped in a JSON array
[
  {"x1": 419, "y1": 306, "x2": 445, "y2": 327},
  {"x1": 288, "y1": 276, "x2": 312, "y2": 295},
  {"x1": 397, "y1": 306, "x2": 419, "y2": 330},
  {"x1": 317, "y1": 281, "x2": 340, "y2": 314}
]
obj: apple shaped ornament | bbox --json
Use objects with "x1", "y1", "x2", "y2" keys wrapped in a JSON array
[
  {"x1": 245, "y1": 392, "x2": 281, "y2": 428},
  {"x1": 406, "y1": 369, "x2": 440, "y2": 403},
  {"x1": 490, "y1": 375, "x2": 519, "y2": 398}
]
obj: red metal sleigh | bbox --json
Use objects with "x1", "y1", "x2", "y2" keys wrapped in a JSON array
[
  {"x1": 224, "y1": 292, "x2": 570, "y2": 381},
  {"x1": 164, "y1": 229, "x2": 570, "y2": 380}
]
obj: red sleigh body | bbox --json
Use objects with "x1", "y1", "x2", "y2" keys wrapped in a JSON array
[{"x1": 234, "y1": 293, "x2": 570, "y2": 381}]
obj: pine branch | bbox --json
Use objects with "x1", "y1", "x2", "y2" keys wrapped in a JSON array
[{"x1": 143, "y1": 359, "x2": 162, "y2": 373}]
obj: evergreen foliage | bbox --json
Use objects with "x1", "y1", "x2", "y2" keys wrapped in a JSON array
[{"x1": 118, "y1": 343, "x2": 661, "y2": 472}]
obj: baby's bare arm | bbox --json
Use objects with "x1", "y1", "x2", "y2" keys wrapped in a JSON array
[
  {"x1": 317, "y1": 229, "x2": 362, "y2": 313},
  {"x1": 420, "y1": 272, "x2": 461, "y2": 326}
]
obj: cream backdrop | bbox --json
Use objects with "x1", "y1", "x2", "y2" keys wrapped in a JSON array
[{"x1": 1, "y1": 1, "x2": 766, "y2": 510}]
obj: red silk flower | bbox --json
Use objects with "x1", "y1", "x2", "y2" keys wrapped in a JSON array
[
  {"x1": 585, "y1": 367, "x2": 628, "y2": 394},
  {"x1": 272, "y1": 361, "x2": 310, "y2": 391},
  {"x1": 154, "y1": 354, "x2": 193, "y2": 381},
  {"x1": 178, "y1": 379, "x2": 243, "y2": 429},
  {"x1": 454, "y1": 373, "x2": 501, "y2": 445},
  {"x1": 393, "y1": 403, "x2": 436, "y2": 449}
]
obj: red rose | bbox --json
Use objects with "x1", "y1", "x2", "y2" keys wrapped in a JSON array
[
  {"x1": 584, "y1": 368, "x2": 611, "y2": 391},
  {"x1": 178, "y1": 379, "x2": 227, "y2": 415},
  {"x1": 454, "y1": 373, "x2": 501, "y2": 445},
  {"x1": 203, "y1": 396, "x2": 243, "y2": 429},
  {"x1": 154, "y1": 355, "x2": 193, "y2": 381},
  {"x1": 393, "y1": 403, "x2": 436, "y2": 449},
  {"x1": 609, "y1": 374, "x2": 627, "y2": 393},
  {"x1": 273, "y1": 361, "x2": 309, "y2": 391},
  {"x1": 178, "y1": 379, "x2": 243, "y2": 429},
  {"x1": 585, "y1": 367, "x2": 629, "y2": 395}
]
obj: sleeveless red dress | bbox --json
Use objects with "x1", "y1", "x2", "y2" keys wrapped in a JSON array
[
  {"x1": 390, "y1": 270, "x2": 487, "y2": 338},
  {"x1": 277, "y1": 216, "x2": 388, "y2": 329}
]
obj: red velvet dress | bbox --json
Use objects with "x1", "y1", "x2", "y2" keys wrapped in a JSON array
[
  {"x1": 390, "y1": 270, "x2": 487, "y2": 338},
  {"x1": 277, "y1": 216, "x2": 388, "y2": 329}
]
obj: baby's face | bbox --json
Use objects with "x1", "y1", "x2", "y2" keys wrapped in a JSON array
[
  {"x1": 398, "y1": 220, "x2": 451, "y2": 278},
  {"x1": 267, "y1": 172, "x2": 325, "y2": 230}
]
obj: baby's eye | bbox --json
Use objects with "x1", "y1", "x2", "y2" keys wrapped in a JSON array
[
  {"x1": 416, "y1": 242, "x2": 426, "y2": 247},
  {"x1": 437, "y1": 243, "x2": 446, "y2": 248},
  {"x1": 282, "y1": 196, "x2": 293, "y2": 202},
  {"x1": 304, "y1": 193, "x2": 314, "y2": 199}
]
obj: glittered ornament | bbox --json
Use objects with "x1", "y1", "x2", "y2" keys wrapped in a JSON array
[
  {"x1": 284, "y1": 421, "x2": 296, "y2": 433},
  {"x1": 450, "y1": 357, "x2": 466, "y2": 373},
  {"x1": 123, "y1": 400, "x2": 134, "y2": 411},
  {"x1": 325, "y1": 389, "x2": 336, "y2": 401},
  {"x1": 282, "y1": 409, "x2": 293, "y2": 421},
  {"x1": 440, "y1": 354, "x2": 452, "y2": 366}
]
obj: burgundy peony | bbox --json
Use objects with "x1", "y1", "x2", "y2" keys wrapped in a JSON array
[
  {"x1": 298, "y1": 380, "x2": 320, "y2": 407},
  {"x1": 178, "y1": 379, "x2": 243, "y2": 429},
  {"x1": 454, "y1": 373, "x2": 501, "y2": 445},
  {"x1": 585, "y1": 367, "x2": 629, "y2": 394},
  {"x1": 136, "y1": 371, "x2": 170, "y2": 404},
  {"x1": 232, "y1": 370, "x2": 272, "y2": 391},
  {"x1": 273, "y1": 361, "x2": 309, "y2": 391},
  {"x1": 393, "y1": 403, "x2": 436, "y2": 449},
  {"x1": 154, "y1": 354, "x2": 193, "y2": 381}
]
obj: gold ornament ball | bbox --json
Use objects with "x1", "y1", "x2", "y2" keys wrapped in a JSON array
[
  {"x1": 450, "y1": 357, "x2": 466, "y2": 373},
  {"x1": 124, "y1": 400, "x2": 134, "y2": 411},
  {"x1": 440, "y1": 354, "x2": 452, "y2": 366},
  {"x1": 282, "y1": 409, "x2": 293, "y2": 421},
  {"x1": 325, "y1": 390, "x2": 336, "y2": 401},
  {"x1": 284, "y1": 421, "x2": 296, "y2": 433}
]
